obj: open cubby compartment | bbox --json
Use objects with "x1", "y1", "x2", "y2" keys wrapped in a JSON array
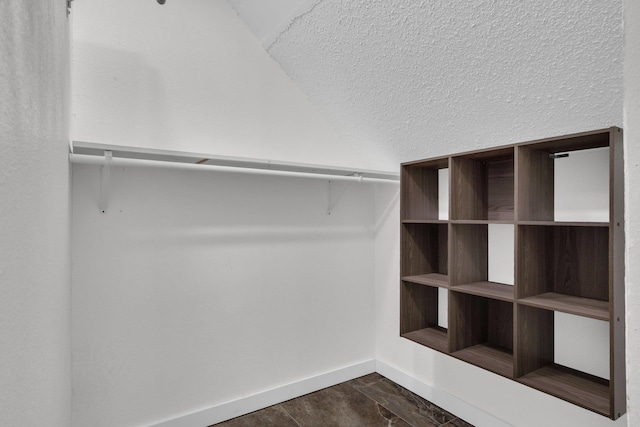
[
  {"x1": 517, "y1": 129, "x2": 613, "y2": 222},
  {"x1": 516, "y1": 224, "x2": 609, "y2": 320},
  {"x1": 449, "y1": 223, "x2": 514, "y2": 301},
  {"x1": 401, "y1": 157, "x2": 449, "y2": 221},
  {"x1": 450, "y1": 147, "x2": 514, "y2": 221},
  {"x1": 400, "y1": 281, "x2": 449, "y2": 353},
  {"x1": 401, "y1": 223, "x2": 448, "y2": 288},
  {"x1": 449, "y1": 292, "x2": 514, "y2": 378},
  {"x1": 515, "y1": 304, "x2": 612, "y2": 417}
]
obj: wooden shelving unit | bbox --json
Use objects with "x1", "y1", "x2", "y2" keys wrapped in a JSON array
[{"x1": 400, "y1": 127, "x2": 625, "y2": 419}]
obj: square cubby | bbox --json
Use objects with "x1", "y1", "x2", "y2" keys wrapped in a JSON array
[
  {"x1": 517, "y1": 132, "x2": 611, "y2": 222},
  {"x1": 450, "y1": 148, "x2": 514, "y2": 221},
  {"x1": 517, "y1": 224, "x2": 609, "y2": 320},
  {"x1": 449, "y1": 292, "x2": 514, "y2": 378},
  {"x1": 401, "y1": 223, "x2": 448, "y2": 287},
  {"x1": 449, "y1": 223, "x2": 514, "y2": 302},
  {"x1": 400, "y1": 281, "x2": 448, "y2": 354},
  {"x1": 401, "y1": 158, "x2": 449, "y2": 221},
  {"x1": 516, "y1": 304, "x2": 610, "y2": 416}
]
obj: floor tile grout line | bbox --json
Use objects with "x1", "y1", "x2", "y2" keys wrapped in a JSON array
[
  {"x1": 275, "y1": 403, "x2": 302, "y2": 427},
  {"x1": 350, "y1": 374, "x2": 471, "y2": 427},
  {"x1": 439, "y1": 417, "x2": 461, "y2": 427},
  {"x1": 347, "y1": 377, "x2": 421, "y2": 427}
]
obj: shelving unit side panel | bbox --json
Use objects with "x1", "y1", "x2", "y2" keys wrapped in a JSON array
[
  {"x1": 450, "y1": 157, "x2": 487, "y2": 220},
  {"x1": 517, "y1": 146, "x2": 554, "y2": 221},
  {"x1": 450, "y1": 224, "x2": 488, "y2": 286},
  {"x1": 438, "y1": 223, "x2": 448, "y2": 275},
  {"x1": 400, "y1": 282, "x2": 438, "y2": 335},
  {"x1": 401, "y1": 166, "x2": 439, "y2": 220},
  {"x1": 515, "y1": 304, "x2": 554, "y2": 377},
  {"x1": 488, "y1": 299, "x2": 514, "y2": 351},
  {"x1": 487, "y1": 158, "x2": 515, "y2": 221},
  {"x1": 552, "y1": 227, "x2": 609, "y2": 301},
  {"x1": 516, "y1": 225, "x2": 553, "y2": 299},
  {"x1": 610, "y1": 127, "x2": 625, "y2": 419}
]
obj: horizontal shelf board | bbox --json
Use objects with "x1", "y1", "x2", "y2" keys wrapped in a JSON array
[
  {"x1": 402, "y1": 157, "x2": 449, "y2": 169},
  {"x1": 450, "y1": 220, "x2": 515, "y2": 225},
  {"x1": 402, "y1": 127, "x2": 618, "y2": 168},
  {"x1": 73, "y1": 141, "x2": 400, "y2": 181},
  {"x1": 451, "y1": 281, "x2": 514, "y2": 302},
  {"x1": 402, "y1": 274, "x2": 449, "y2": 288},
  {"x1": 518, "y1": 364, "x2": 610, "y2": 416},
  {"x1": 518, "y1": 293, "x2": 609, "y2": 321},
  {"x1": 402, "y1": 327, "x2": 448, "y2": 353},
  {"x1": 453, "y1": 344, "x2": 514, "y2": 378},
  {"x1": 517, "y1": 129, "x2": 613, "y2": 153},
  {"x1": 517, "y1": 221, "x2": 609, "y2": 228},
  {"x1": 453, "y1": 146, "x2": 515, "y2": 161},
  {"x1": 401, "y1": 219, "x2": 449, "y2": 224}
]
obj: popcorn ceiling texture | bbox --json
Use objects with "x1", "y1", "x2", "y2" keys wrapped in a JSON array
[{"x1": 268, "y1": 0, "x2": 623, "y2": 168}]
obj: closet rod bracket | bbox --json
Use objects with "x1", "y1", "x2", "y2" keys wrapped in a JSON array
[{"x1": 99, "y1": 151, "x2": 112, "y2": 214}]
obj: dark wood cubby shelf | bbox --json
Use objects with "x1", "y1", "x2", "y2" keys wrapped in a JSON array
[
  {"x1": 400, "y1": 127, "x2": 625, "y2": 419},
  {"x1": 402, "y1": 219, "x2": 449, "y2": 224},
  {"x1": 450, "y1": 220, "x2": 515, "y2": 225},
  {"x1": 402, "y1": 274, "x2": 449, "y2": 288},
  {"x1": 519, "y1": 292, "x2": 608, "y2": 321},
  {"x1": 402, "y1": 327, "x2": 448, "y2": 354},
  {"x1": 451, "y1": 281, "x2": 514, "y2": 302},
  {"x1": 518, "y1": 364, "x2": 610, "y2": 417},
  {"x1": 453, "y1": 344, "x2": 514, "y2": 378},
  {"x1": 516, "y1": 221, "x2": 610, "y2": 227}
]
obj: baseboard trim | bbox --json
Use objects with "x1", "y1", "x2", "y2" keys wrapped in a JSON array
[
  {"x1": 375, "y1": 359, "x2": 512, "y2": 427},
  {"x1": 150, "y1": 359, "x2": 376, "y2": 427},
  {"x1": 150, "y1": 358, "x2": 509, "y2": 427}
]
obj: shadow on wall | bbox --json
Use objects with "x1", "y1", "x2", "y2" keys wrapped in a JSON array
[
  {"x1": 73, "y1": 164, "x2": 378, "y2": 245},
  {"x1": 73, "y1": 41, "x2": 171, "y2": 147}
]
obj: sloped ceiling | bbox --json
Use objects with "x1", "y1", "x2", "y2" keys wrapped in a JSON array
[
  {"x1": 230, "y1": 0, "x2": 623, "y2": 167},
  {"x1": 226, "y1": 0, "x2": 320, "y2": 48}
]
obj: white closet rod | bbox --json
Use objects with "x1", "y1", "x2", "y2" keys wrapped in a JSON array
[{"x1": 69, "y1": 153, "x2": 400, "y2": 184}]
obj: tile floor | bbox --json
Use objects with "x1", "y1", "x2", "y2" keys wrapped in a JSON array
[{"x1": 212, "y1": 373, "x2": 474, "y2": 427}]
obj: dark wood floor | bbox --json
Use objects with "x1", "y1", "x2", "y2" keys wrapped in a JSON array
[{"x1": 212, "y1": 373, "x2": 474, "y2": 427}]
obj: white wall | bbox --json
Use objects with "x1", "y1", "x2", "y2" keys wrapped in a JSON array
[
  {"x1": 0, "y1": 1, "x2": 71, "y2": 426},
  {"x1": 72, "y1": 165, "x2": 376, "y2": 427},
  {"x1": 71, "y1": 1, "x2": 379, "y2": 426},
  {"x1": 624, "y1": 0, "x2": 640, "y2": 424},
  {"x1": 72, "y1": 0, "x2": 376, "y2": 171}
]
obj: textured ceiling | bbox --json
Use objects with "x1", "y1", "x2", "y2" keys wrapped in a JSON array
[
  {"x1": 226, "y1": 0, "x2": 320, "y2": 47},
  {"x1": 258, "y1": 0, "x2": 623, "y2": 168}
]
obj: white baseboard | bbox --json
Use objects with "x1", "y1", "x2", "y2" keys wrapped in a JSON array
[
  {"x1": 150, "y1": 358, "x2": 509, "y2": 427},
  {"x1": 150, "y1": 359, "x2": 376, "y2": 427},
  {"x1": 375, "y1": 359, "x2": 512, "y2": 427}
]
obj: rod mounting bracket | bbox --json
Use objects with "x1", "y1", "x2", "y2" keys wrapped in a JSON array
[{"x1": 99, "y1": 151, "x2": 112, "y2": 214}]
